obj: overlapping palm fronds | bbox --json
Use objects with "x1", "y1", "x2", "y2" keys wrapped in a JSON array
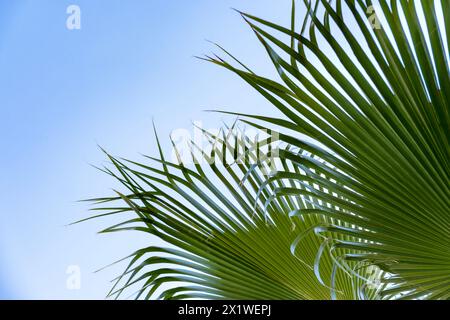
[
  {"x1": 205, "y1": 0, "x2": 449, "y2": 299},
  {"x1": 85, "y1": 125, "x2": 379, "y2": 299},
  {"x1": 87, "y1": 0, "x2": 449, "y2": 300}
]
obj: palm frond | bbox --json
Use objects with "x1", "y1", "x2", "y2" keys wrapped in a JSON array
[
  {"x1": 208, "y1": 0, "x2": 449, "y2": 299},
  {"x1": 87, "y1": 126, "x2": 379, "y2": 300}
]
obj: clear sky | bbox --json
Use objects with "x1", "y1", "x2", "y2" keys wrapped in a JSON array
[{"x1": 0, "y1": 0, "x2": 291, "y2": 299}]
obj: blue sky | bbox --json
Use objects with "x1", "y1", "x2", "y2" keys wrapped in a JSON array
[{"x1": 0, "y1": 0, "x2": 291, "y2": 299}]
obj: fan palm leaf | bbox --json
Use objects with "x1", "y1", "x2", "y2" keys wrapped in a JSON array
[
  {"x1": 206, "y1": 0, "x2": 449, "y2": 299},
  {"x1": 85, "y1": 126, "x2": 378, "y2": 300}
]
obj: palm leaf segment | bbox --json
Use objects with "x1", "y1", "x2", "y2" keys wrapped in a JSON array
[
  {"x1": 87, "y1": 126, "x2": 377, "y2": 300},
  {"x1": 206, "y1": 0, "x2": 449, "y2": 299}
]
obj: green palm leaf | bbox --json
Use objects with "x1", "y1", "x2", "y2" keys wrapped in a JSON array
[
  {"x1": 85, "y1": 126, "x2": 379, "y2": 300},
  {"x1": 207, "y1": 0, "x2": 449, "y2": 299}
]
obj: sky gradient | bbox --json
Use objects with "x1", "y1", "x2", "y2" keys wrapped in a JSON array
[{"x1": 0, "y1": 0, "x2": 291, "y2": 299}]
